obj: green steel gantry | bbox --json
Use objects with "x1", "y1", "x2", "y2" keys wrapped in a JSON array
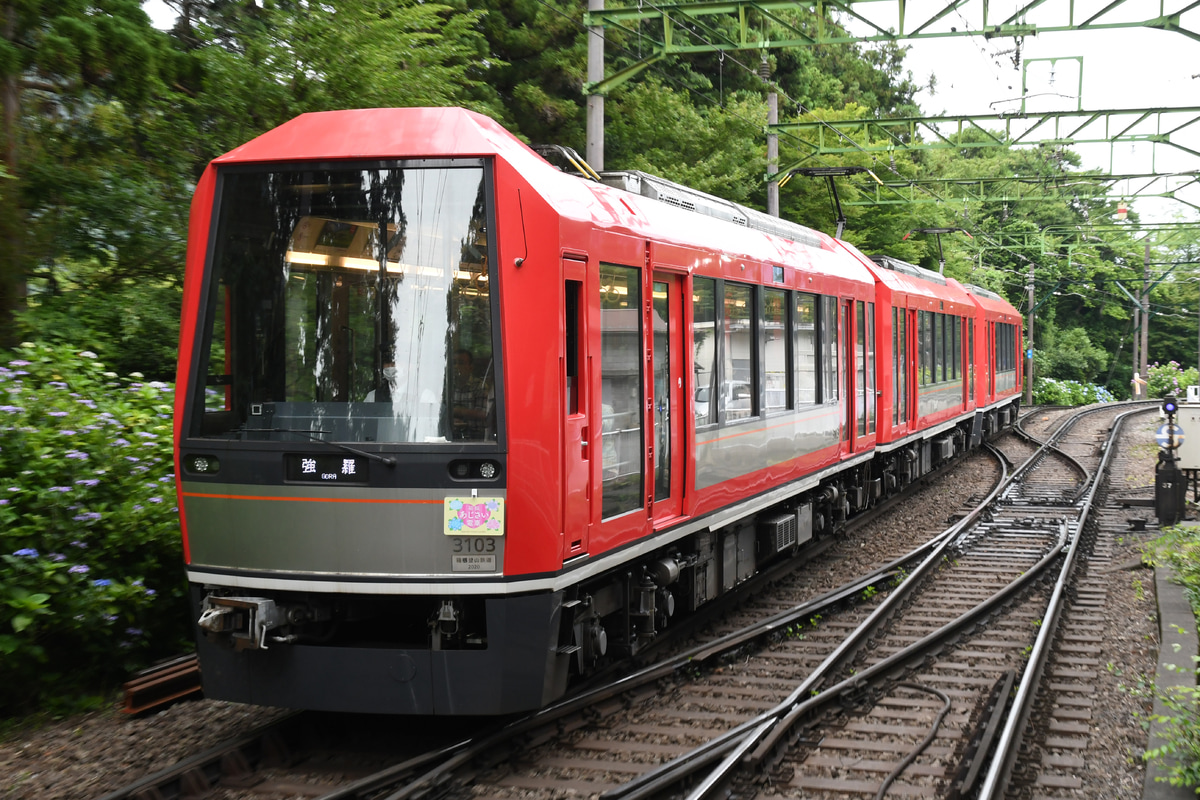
[
  {"x1": 825, "y1": 170, "x2": 1200, "y2": 208},
  {"x1": 770, "y1": 106, "x2": 1200, "y2": 175},
  {"x1": 583, "y1": 0, "x2": 1200, "y2": 95}
]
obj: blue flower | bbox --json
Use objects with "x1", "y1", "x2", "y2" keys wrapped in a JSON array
[
  {"x1": 65, "y1": 450, "x2": 90, "y2": 460},
  {"x1": 75, "y1": 478, "x2": 100, "y2": 487},
  {"x1": 125, "y1": 627, "x2": 143, "y2": 636},
  {"x1": 93, "y1": 579, "x2": 112, "y2": 587},
  {"x1": 69, "y1": 564, "x2": 90, "y2": 574},
  {"x1": 48, "y1": 486, "x2": 71, "y2": 493},
  {"x1": 13, "y1": 548, "x2": 38, "y2": 558},
  {"x1": 448, "y1": 517, "x2": 464, "y2": 531},
  {"x1": 74, "y1": 512, "x2": 102, "y2": 523}
]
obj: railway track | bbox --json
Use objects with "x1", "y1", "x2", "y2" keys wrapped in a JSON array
[{"x1": 96, "y1": 403, "x2": 1160, "y2": 800}]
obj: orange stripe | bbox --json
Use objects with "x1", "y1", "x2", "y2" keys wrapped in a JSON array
[{"x1": 181, "y1": 491, "x2": 440, "y2": 505}]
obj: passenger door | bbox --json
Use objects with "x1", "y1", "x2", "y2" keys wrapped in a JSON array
[
  {"x1": 651, "y1": 272, "x2": 684, "y2": 523},
  {"x1": 842, "y1": 299, "x2": 855, "y2": 446},
  {"x1": 562, "y1": 258, "x2": 591, "y2": 558}
]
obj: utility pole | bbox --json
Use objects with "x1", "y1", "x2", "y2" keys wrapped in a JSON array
[
  {"x1": 1141, "y1": 242, "x2": 1151, "y2": 378},
  {"x1": 763, "y1": 57, "x2": 778, "y2": 217},
  {"x1": 1132, "y1": 302, "x2": 1141, "y2": 381},
  {"x1": 586, "y1": 0, "x2": 605, "y2": 170}
]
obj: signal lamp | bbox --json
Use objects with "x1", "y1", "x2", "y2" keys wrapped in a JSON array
[{"x1": 1163, "y1": 399, "x2": 1179, "y2": 415}]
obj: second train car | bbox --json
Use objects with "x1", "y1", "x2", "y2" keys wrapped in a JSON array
[{"x1": 174, "y1": 107, "x2": 1022, "y2": 715}]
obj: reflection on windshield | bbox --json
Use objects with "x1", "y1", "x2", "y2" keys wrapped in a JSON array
[{"x1": 192, "y1": 163, "x2": 496, "y2": 445}]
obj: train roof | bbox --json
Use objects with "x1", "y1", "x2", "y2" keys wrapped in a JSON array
[
  {"x1": 960, "y1": 282, "x2": 1022, "y2": 322},
  {"x1": 209, "y1": 107, "x2": 875, "y2": 289},
  {"x1": 830, "y1": 241, "x2": 975, "y2": 312}
]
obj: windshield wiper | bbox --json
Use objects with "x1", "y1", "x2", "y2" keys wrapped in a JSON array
[{"x1": 255, "y1": 427, "x2": 397, "y2": 467}]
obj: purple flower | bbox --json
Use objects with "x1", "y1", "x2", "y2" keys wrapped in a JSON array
[
  {"x1": 148, "y1": 497, "x2": 163, "y2": 503},
  {"x1": 8, "y1": 359, "x2": 30, "y2": 367},
  {"x1": 75, "y1": 479, "x2": 100, "y2": 487},
  {"x1": 65, "y1": 450, "x2": 89, "y2": 460},
  {"x1": 48, "y1": 411, "x2": 68, "y2": 417},
  {"x1": 125, "y1": 627, "x2": 143, "y2": 636},
  {"x1": 48, "y1": 486, "x2": 71, "y2": 493},
  {"x1": 50, "y1": 553, "x2": 65, "y2": 562},
  {"x1": 0, "y1": 405, "x2": 24, "y2": 414},
  {"x1": 70, "y1": 540, "x2": 87, "y2": 549},
  {"x1": 114, "y1": 438, "x2": 130, "y2": 447},
  {"x1": 60, "y1": 430, "x2": 76, "y2": 436},
  {"x1": 132, "y1": 504, "x2": 144, "y2": 512},
  {"x1": 74, "y1": 512, "x2": 102, "y2": 523},
  {"x1": 145, "y1": 589, "x2": 156, "y2": 596},
  {"x1": 0, "y1": 499, "x2": 8, "y2": 506},
  {"x1": 68, "y1": 564, "x2": 90, "y2": 574},
  {"x1": 125, "y1": 456, "x2": 140, "y2": 462},
  {"x1": 13, "y1": 548, "x2": 38, "y2": 557},
  {"x1": 93, "y1": 579, "x2": 112, "y2": 587}
]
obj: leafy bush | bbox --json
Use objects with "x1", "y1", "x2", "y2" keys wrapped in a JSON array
[
  {"x1": 0, "y1": 342, "x2": 189, "y2": 715},
  {"x1": 1142, "y1": 525, "x2": 1200, "y2": 788},
  {"x1": 1031, "y1": 377, "x2": 1114, "y2": 406},
  {"x1": 1147, "y1": 362, "x2": 1200, "y2": 400}
]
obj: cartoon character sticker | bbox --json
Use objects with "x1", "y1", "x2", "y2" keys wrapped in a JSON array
[{"x1": 443, "y1": 497, "x2": 505, "y2": 535}]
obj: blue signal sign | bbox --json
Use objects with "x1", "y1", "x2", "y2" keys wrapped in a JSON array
[{"x1": 1157, "y1": 423, "x2": 1185, "y2": 449}]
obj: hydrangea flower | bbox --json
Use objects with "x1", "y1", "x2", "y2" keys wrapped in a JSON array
[
  {"x1": 68, "y1": 564, "x2": 90, "y2": 574},
  {"x1": 93, "y1": 579, "x2": 112, "y2": 587},
  {"x1": 13, "y1": 548, "x2": 38, "y2": 557}
]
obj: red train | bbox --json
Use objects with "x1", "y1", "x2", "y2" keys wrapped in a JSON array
[{"x1": 173, "y1": 107, "x2": 1022, "y2": 715}]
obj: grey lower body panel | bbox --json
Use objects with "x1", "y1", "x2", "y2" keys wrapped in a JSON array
[{"x1": 191, "y1": 586, "x2": 567, "y2": 715}]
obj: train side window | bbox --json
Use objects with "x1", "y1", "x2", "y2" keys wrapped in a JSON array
[
  {"x1": 599, "y1": 264, "x2": 643, "y2": 519},
  {"x1": 692, "y1": 278, "x2": 717, "y2": 427},
  {"x1": 919, "y1": 311, "x2": 931, "y2": 386},
  {"x1": 934, "y1": 313, "x2": 944, "y2": 383},
  {"x1": 722, "y1": 282, "x2": 755, "y2": 422},
  {"x1": 855, "y1": 301, "x2": 867, "y2": 436},
  {"x1": 866, "y1": 302, "x2": 876, "y2": 434},
  {"x1": 968, "y1": 319, "x2": 974, "y2": 380},
  {"x1": 763, "y1": 288, "x2": 787, "y2": 414},
  {"x1": 820, "y1": 296, "x2": 838, "y2": 403},
  {"x1": 953, "y1": 317, "x2": 962, "y2": 380},
  {"x1": 794, "y1": 293, "x2": 817, "y2": 405},
  {"x1": 565, "y1": 279, "x2": 581, "y2": 414}
]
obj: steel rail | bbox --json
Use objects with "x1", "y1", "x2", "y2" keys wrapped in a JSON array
[
  {"x1": 663, "y1": 404, "x2": 1128, "y2": 800},
  {"x1": 975, "y1": 403, "x2": 1157, "y2": 799},
  {"x1": 601, "y1": 442, "x2": 1017, "y2": 800}
]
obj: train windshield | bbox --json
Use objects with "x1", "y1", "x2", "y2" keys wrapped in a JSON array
[{"x1": 190, "y1": 161, "x2": 497, "y2": 445}]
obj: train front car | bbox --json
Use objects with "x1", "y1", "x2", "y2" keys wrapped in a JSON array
[{"x1": 174, "y1": 108, "x2": 568, "y2": 715}]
